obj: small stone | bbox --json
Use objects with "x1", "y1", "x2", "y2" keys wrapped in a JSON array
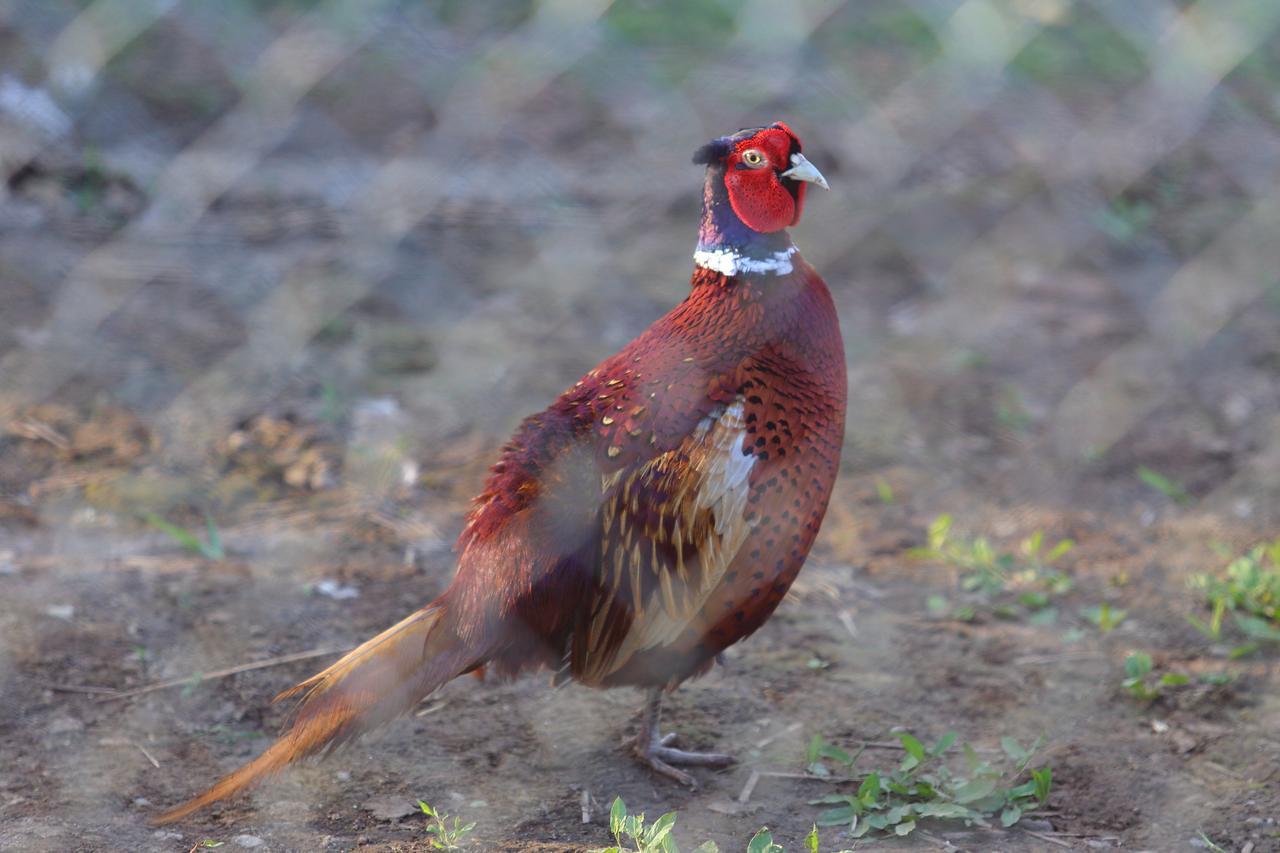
[
  {"x1": 361, "y1": 794, "x2": 417, "y2": 821},
  {"x1": 1223, "y1": 393, "x2": 1253, "y2": 425},
  {"x1": 706, "y1": 800, "x2": 744, "y2": 816},
  {"x1": 233, "y1": 835, "x2": 264, "y2": 848},
  {"x1": 47, "y1": 714, "x2": 83, "y2": 735},
  {"x1": 45, "y1": 604, "x2": 74, "y2": 620},
  {"x1": 314, "y1": 579, "x2": 359, "y2": 600},
  {"x1": 265, "y1": 800, "x2": 308, "y2": 818},
  {"x1": 1170, "y1": 730, "x2": 1199, "y2": 754}
]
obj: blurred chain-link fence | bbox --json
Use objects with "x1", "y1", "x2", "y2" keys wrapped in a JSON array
[{"x1": 3, "y1": 0, "x2": 1280, "y2": 849}]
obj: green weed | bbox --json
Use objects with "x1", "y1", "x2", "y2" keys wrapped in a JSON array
[
  {"x1": 418, "y1": 800, "x2": 476, "y2": 851},
  {"x1": 144, "y1": 512, "x2": 224, "y2": 560},
  {"x1": 597, "y1": 803, "x2": 851, "y2": 853},
  {"x1": 806, "y1": 731, "x2": 1051, "y2": 838},
  {"x1": 911, "y1": 516, "x2": 1073, "y2": 619},
  {"x1": 319, "y1": 379, "x2": 346, "y2": 423},
  {"x1": 1188, "y1": 539, "x2": 1280, "y2": 656},
  {"x1": 1094, "y1": 197, "x2": 1154, "y2": 243},
  {"x1": 598, "y1": 797, "x2": 718, "y2": 853},
  {"x1": 1081, "y1": 602, "x2": 1128, "y2": 634},
  {"x1": 805, "y1": 734, "x2": 862, "y2": 779},
  {"x1": 70, "y1": 148, "x2": 112, "y2": 214},
  {"x1": 1196, "y1": 831, "x2": 1229, "y2": 853},
  {"x1": 1136, "y1": 465, "x2": 1190, "y2": 504},
  {"x1": 745, "y1": 828, "x2": 781, "y2": 853},
  {"x1": 994, "y1": 385, "x2": 1033, "y2": 433},
  {"x1": 1121, "y1": 652, "x2": 1190, "y2": 702}
]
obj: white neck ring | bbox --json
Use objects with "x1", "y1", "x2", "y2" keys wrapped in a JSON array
[{"x1": 694, "y1": 245, "x2": 797, "y2": 277}]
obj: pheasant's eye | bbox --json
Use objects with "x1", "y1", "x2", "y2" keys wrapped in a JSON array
[{"x1": 741, "y1": 149, "x2": 765, "y2": 167}]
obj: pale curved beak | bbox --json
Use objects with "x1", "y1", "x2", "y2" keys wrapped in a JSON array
[{"x1": 781, "y1": 152, "x2": 830, "y2": 190}]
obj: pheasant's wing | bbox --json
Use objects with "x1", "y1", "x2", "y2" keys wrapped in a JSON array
[{"x1": 570, "y1": 396, "x2": 756, "y2": 684}]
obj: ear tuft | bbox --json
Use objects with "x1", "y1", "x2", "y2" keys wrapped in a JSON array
[{"x1": 692, "y1": 138, "x2": 730, "y2": 166}]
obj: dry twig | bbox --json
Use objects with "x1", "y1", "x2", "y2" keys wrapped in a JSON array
[
  {"x1": 1020, "y1": 828, "x2": 1074, "y2": 849},
  {"x1": 96, "y1": 647, "x2": 346, "y2": 702}
]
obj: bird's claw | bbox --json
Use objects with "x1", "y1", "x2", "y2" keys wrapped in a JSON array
[
  {"x1": 632, "y1": 731, "x2": 734, "y2": 789},
  {"x1": 622, "y1": 731, "x2": 678, "y2": 747}
]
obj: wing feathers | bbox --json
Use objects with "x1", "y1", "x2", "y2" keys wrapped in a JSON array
[{"x1": 575, "y1": 399, "x2": 755, "y2": 683}]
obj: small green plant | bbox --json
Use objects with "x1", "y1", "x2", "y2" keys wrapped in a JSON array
[
  {"x1": 1188, "y1": 539, "x2": 1280, "y2": 656},
  {"x1": 807, "y1": 731, "x2": 1051, "y2": 838},
  {"x1": 599, "y1": 797, "x2": 719, "y2": 853},
  {"x1": 70, "y1": 147, "x2": 113, "y2": 214},
  {"x1": 1136, "y1": 465, "x2": 1190, "y2": 504},
  {"x1": 418, "y1": 800, "x2": 476, "y2": 851},
  {"x1": 875, "y1": 477, "x2": 895, "y2": 505},
  {"x1": 1186, "y1": 595, "x2": 1229, "y2": 643},
  {"x1": 745, "y1": 828, "x2": 782, "y2": 853},
  {"x1": 319, "y1": 379, "x2": 346, "y2": 423},
  {"x1": 805, "y1": 734, "x2": 862, "y2": 778},
  {"x1": 1081, "y1": 602, "x2": 1128, "y2": 634},
  {"x1": 911, "y1": 517, "x2": 1073, "y2": 619},
  {"x1": 1121, "y1": 652, "x2": 1190, "y2": 702},
  {"x1": 598, "y1": 804, "x2": 848, "y2": 853},
  {"x1": 1094, "y1": 196, "x2": 1154, "y2": 243},
  {"x1": 994, "y1": 385, "x2": 1033, "y2": 433},
  {"x1": 144, "y1": 511, "x2": 225, "y2": 560},
  {"x1": 1195, "y1": 831, "x2": 1229, "y2": 853}
]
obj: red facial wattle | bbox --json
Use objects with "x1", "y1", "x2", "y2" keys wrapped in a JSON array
[{"x1": 722, "y1": 125, "x2": 807, "y2": 233}]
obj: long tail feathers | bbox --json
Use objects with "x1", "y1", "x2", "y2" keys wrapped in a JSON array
[{"x1": 152, "y1": 601, "x2": 473, "y2": 825}]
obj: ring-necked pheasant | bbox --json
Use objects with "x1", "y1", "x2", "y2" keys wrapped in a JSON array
[{"x1": 155, "y1": 121, "x2": 844, "y2": 823}]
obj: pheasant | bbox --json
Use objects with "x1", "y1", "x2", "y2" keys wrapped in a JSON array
[{"x1": 155, "y1": 121, "x2": 845, "y2": 823}]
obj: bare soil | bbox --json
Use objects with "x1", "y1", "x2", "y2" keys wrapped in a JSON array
[{"x1": 3, "y1": 5, "x2": 1280, "y2": 852}]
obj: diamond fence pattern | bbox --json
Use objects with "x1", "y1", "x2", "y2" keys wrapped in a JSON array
[{"x1": 2, "y1": 0, "x2": 1280, "y2": 848}]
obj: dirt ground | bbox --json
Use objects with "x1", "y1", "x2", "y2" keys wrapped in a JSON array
[{"x1": 3, "y1": 3, "x2": 1280, "y2": 852}]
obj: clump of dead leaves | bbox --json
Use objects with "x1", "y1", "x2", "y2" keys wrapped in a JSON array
[
  {"x1": 7, "y1": 402, "x2": 150, "y2": 465},
  {"x1": 221, "y1": 414, "x2": 337, "y2": 492}
]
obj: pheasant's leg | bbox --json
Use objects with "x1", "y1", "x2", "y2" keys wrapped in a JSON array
[{"x1": 630, "y1": 688, "x2": 734, "y2": 788}]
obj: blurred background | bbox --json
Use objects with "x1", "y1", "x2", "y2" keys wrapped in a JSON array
[{"x1": 2, "y1": 1, "x2": 1279, "y2": 850}]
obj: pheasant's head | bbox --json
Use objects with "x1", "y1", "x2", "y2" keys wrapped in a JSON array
[
  {"x1": 692, "y1": 123, "x2": 828, "y2": 276},
  {"x1": 694, "y1": 121, "x2": 828, "y2": 235}
]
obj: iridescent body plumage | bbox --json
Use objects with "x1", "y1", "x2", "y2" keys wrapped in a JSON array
[{"x1": 155, "y1": 122, "x2": 845, "y2": 822}]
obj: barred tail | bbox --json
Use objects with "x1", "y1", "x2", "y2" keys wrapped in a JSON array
[{"x1": 152, "y1": 601, "x2": 475, "y2": 825}]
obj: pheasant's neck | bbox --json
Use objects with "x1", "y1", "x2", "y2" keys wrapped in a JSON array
[{"x1": 694, "y1": 170, "x2": 795, "y2": 277}]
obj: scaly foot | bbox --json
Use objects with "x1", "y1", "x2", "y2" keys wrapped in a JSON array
[{"x1": 628, "y1": 689, "x2": 734, "y2": 788}]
